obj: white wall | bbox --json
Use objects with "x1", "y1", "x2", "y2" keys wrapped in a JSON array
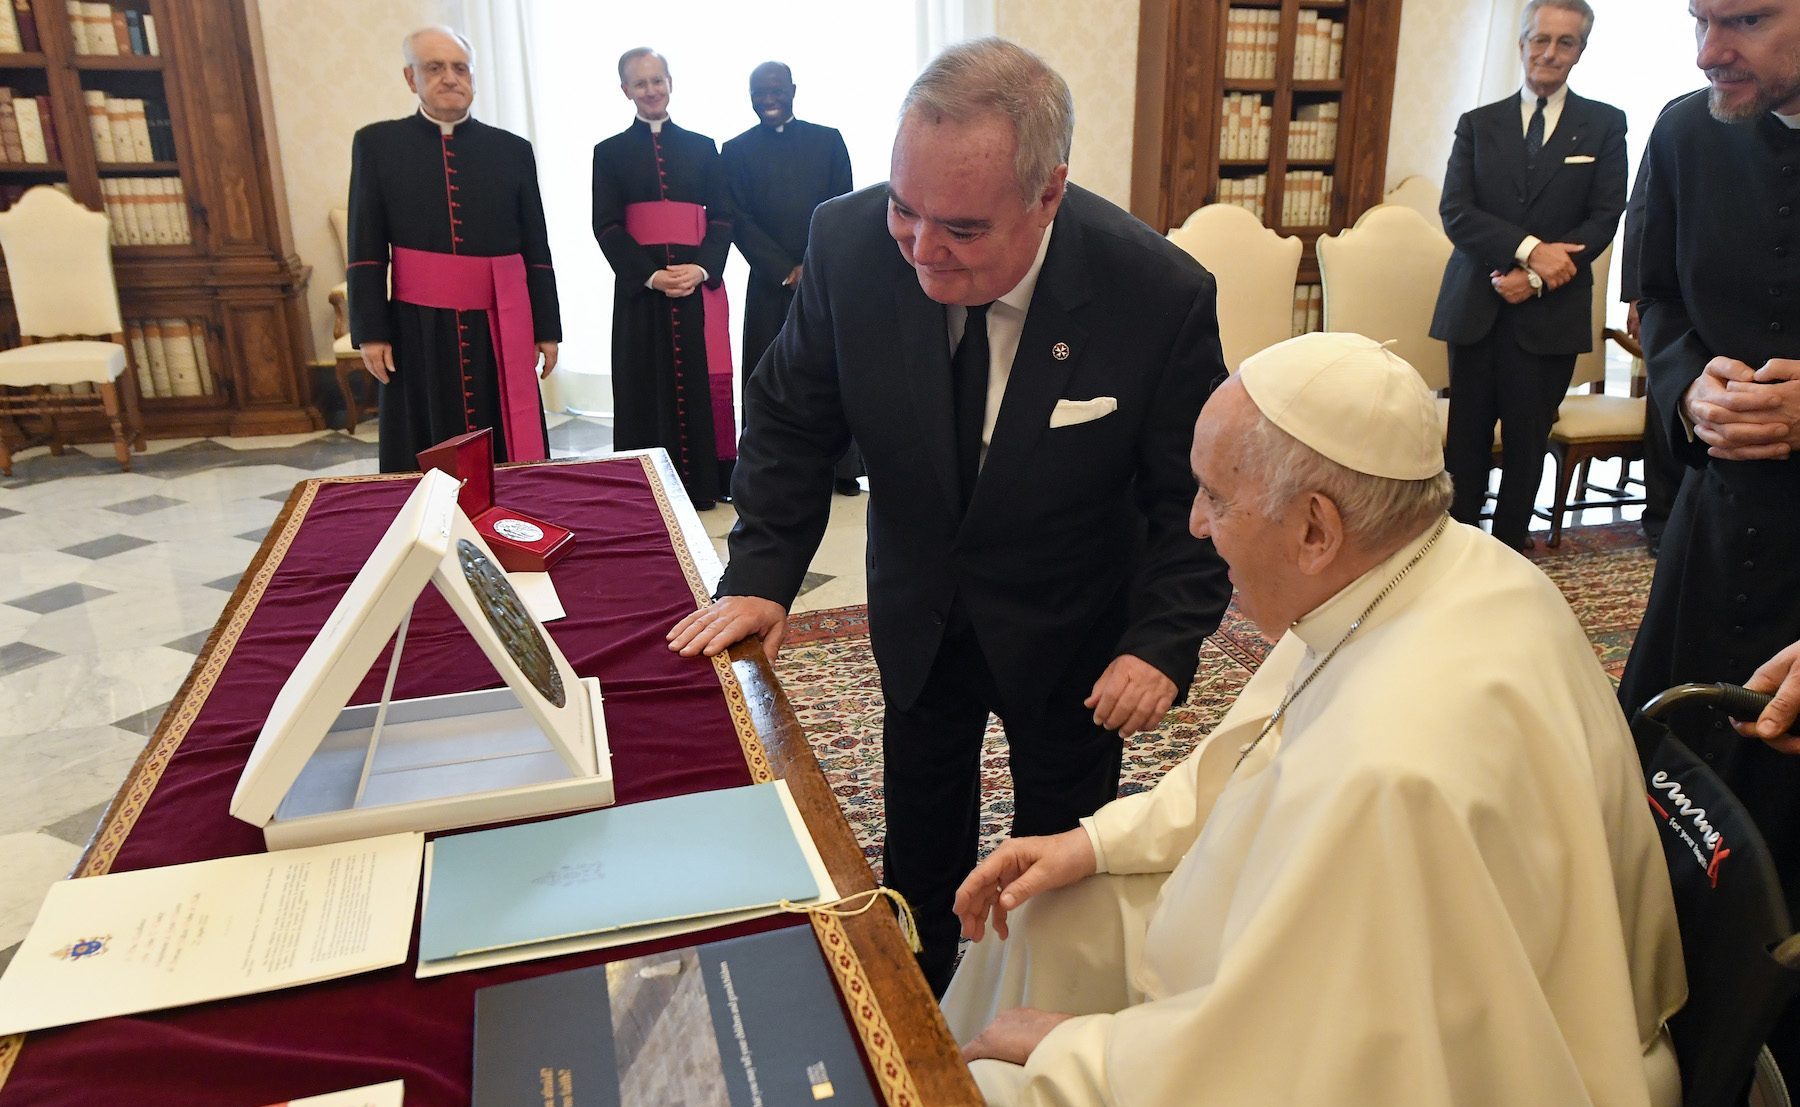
[
  {"x1": 256, "y1": 0, "x2": 451, "y2": 364},
  {"x1": 996, "y1": 0, "x2": 1141, "y2": 208}
]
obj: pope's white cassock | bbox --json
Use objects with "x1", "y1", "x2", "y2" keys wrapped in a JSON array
[{"x1": 943, "y1": 519, "x2": 1687, "y2": 1106}]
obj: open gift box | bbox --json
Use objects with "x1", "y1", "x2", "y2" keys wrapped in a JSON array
[{"x1": 418, "y1": 428, "x2": 572, "y2": 572}]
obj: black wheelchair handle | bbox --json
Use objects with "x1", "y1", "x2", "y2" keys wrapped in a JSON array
[{"x1": 1640, "y1": 682, "x2": 1776, "y2": 723}]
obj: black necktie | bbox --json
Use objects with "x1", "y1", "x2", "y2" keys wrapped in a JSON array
[
  {"x1": 952, "y1": 303, "x2": 992, "y2": 510},
  {"x1": 1525, "y1": 96, "x2": 1546, "y2": 161}
]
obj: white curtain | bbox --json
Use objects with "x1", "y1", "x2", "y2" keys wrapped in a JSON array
[
  {"x1": 1477, "y1": 0, "x2": 1528, "y2": 105},
  {"x1": 918, "y1": 0, "x2": 997, "y2": 66}
]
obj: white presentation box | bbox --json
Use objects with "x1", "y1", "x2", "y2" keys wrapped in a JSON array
[{"x1": 230, "y1": 470, "x2": 614, "y2": 850}]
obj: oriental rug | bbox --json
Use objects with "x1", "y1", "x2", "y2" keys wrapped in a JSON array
[{"x1": 775, "y1": 520, "x2": 1658, "y2": 871}]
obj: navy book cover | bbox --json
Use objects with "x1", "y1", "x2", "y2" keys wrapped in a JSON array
[{"x1": 472, "y1": 924, "x2": 878, "y2": 1106}]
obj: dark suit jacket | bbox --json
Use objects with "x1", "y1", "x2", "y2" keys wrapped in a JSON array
[
  {"x1": 719, "y1": 183, "x2": 1231, "y2": 714},
  {"x1": 1429, "y1": 90, "x2": 1628, "y2": 355}
]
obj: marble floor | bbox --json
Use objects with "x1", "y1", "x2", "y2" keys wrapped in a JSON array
[{"x1": 0, "y1": 413, "x2": 870, "y2": 974}]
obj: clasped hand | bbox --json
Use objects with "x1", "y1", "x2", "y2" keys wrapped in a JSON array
[
  {"x1": 651, "y1": 263, "x2": 706, "y2": 297},
  {"x1": 1683, "y1": 356, "x2": 1800, "y2": 461},
  {"x1": 1526, "y1": 240, "x2": 1584, "y2": 288}
]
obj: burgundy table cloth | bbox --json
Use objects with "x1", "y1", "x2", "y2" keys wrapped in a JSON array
[{"x1": 0, "y1": 457, "x2": 830, "y2": 1106}]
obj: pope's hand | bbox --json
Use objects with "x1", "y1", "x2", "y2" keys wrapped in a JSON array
[
  {"x1": 961, "y1": 1007, "x2": 1073, "y2": 1067},
  {"x1": 1084, "y1": 654, "x2": 1176, "y2": 737},
  {"x1": 667, "y1": 595, "x2": 789, "y2": 662},
  {"x1": 953, "y1": 828, "x2": 1096, "y2": 942}
]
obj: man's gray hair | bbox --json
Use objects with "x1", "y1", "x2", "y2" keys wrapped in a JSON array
[
  {"x1": 1239, "y1": 408, "x2": 1453, "y2": 551},
  {"x1": 901, "y1": 37, "x2": 1074, "y2": 203},
  {"x1": 1519, "y1": 0, "x2": 1595, "y2": 45},
  {"x1": 618, "y1": 47, "x2": 670, "y2": 83},
  {"x1": 402, "y1": 25, "x2": 475, "y2": 68}
]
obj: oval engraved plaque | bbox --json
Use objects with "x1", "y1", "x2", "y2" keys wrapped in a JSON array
[
  {"x1": 493, "y1": 517, "x2": 545, "y2": 543},
  {"x1": 456, "y1": 538, "x2": 566, "y2": 708}
]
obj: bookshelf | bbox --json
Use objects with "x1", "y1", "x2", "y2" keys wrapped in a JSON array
[
  {"x1": 1132, "y1": 0, "x2": 1403, "y2": 329},
  {"x1": 0, "y1": 0, "x2": 319, "y2": 441}
]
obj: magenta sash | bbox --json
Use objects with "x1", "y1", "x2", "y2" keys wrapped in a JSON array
[
  {"x1": 624, "y1": 199, "x2": 737, "y2": 461},
  {"x1": 390, "y1": 245, "x2": 547, "y2": 463}
]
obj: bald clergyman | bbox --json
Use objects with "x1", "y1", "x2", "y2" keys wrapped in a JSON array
[{"x1": 943, "y1": 332, "x2": 1686, "y2": 1107}]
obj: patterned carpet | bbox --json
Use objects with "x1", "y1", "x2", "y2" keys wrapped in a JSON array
[{"x1": 775, "y1": 520, "x2": 1658, "y2": 873}]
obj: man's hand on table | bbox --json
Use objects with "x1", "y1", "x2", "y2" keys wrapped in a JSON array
[
  {"x1": 961, "y1": 1007, "x2": 1073, "y2": 1067},
  {"x1": 953, "y1": 827, "x2": 1096, "y2": 942},
  {"x1": 667, "y1": 595, "x2": 790, "y2": 662},
  {"x1": 1084, "y1": 654, "x2": 1176, "y2": 738}
]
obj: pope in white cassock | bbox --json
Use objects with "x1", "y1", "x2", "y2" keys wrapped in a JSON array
[{"x1": 942, "y1": 332, "x2": 1688, "y2": 1106}]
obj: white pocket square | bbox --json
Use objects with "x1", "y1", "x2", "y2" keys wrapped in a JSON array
[
  {"x1": 1564, "y1": 154, "x2": 1596, "y2": 164},
  {"x1": 1049, "y1": 396, "x2": 1118, "y2": 428}
]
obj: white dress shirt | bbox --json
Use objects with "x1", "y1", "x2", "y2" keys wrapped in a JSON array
[
  {"x1": 945, "y1": 223, "x2": 1055, "y2": 466},
  {"x1": 1515, "y1": 84, "x2": 1572, "y2": 265}
]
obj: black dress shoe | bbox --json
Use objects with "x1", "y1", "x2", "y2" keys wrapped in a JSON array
[{"x1": 834, "y1": 477, "x2": 863, "y2": 497}]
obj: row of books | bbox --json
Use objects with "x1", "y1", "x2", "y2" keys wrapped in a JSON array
[
  {"x1": 1290, "y1": 101, "x2": 1340, "y2": 161},
  {"x1": 1293, "y1": 11, "x2": 1346, "y2": 80},
  {"x1": 0, "y1": 88, "x2": 58, "y2": 163},
  {"x1": 1281, "y1": 169, "x2": 1335, "y2": 227},
  {"x1": 63, "y1": 0, "x2": 158, "y2": 56},
  {"x1": 0, "y1": 0, "x2": 39, "y2": 51},
  {"x1": 1291, "y1": 283, "x2": 1324, "y2": 337},
  {"x1": 127, "y1": 317, "x2": 216, "y2": 398},
  {"x1": 100, "y1": 175, "x2": 190, "y2": 244},
  {"x1": 1223, "y1": 9, "x2": 1282, "y2": 80},
  {"x1": 1217, "y1": 173, "x2": 1268, "y2": 222},
  {"x1": 83, "y1": 91, "x2": 173, "y2": 162},
  {"x1": 1220, "y1": 93, "x2": 1272, "y2": 161}
]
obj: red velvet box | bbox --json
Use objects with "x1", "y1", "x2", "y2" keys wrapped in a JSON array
[{"x1": 417, "y1": 429, "x2": 573, "y2": 572}]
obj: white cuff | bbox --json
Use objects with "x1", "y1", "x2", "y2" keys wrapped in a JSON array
[
  {"x1": 1515, "y1": 235, "x2": 1542, "y2": 265},
  {"x1": 1080, "y1": 817, "x2": 1109, "y2": 874}
]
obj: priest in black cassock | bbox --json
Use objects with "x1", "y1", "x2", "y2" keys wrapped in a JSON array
[
  {"x1": 347, "y1": 25, "x2": 561, "y2": 474},
  {"x1": 721, "y1": 62, "x2": 863, "y2": 495},
  {"x1": 593, "y1": 48, "x2": 735, "y2": 509}
]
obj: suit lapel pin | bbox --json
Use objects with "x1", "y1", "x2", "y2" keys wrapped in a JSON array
[{"x1": 1052, "y1": 341, "x2": 1071, "y2": 361}]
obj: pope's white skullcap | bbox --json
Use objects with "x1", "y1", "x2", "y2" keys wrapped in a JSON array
[{"x1": 1236, "y1": 332, "x2": 1443, "y2": 481}]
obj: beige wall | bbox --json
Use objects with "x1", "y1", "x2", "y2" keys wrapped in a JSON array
[
  {"x1": 996, "y1": 0, "x2": 1140, "y2": 208},
  {"x1": 256, "y1": 0, "x2": 451, "y2": 363}
]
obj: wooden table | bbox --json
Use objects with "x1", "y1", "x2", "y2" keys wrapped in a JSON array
[{"x1": 0, "y1": 451, "x2": 979, "y2": 1107}]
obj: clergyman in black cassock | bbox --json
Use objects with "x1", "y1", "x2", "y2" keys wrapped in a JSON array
[
  {"x1": 348, "y1": 27, "x2": 560, "y2": 474},
  {"x1": 721, "y1": 62, "x2": 863, "y2": 492},
  {"x1": 593, "y1": 48, "x2": 735, "y2": 508}
]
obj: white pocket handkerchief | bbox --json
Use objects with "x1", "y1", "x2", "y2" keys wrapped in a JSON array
[
  {"x1": 1564, "y1": 154, "x2": 1596, "y2": 164},
  {"x1": 1049, "y1": 396, "x2": 1118, "y2": 428}
]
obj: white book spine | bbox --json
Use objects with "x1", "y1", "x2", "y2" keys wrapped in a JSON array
[
  {"x1": 167, "y1": 178, "x2": 190, "y2": 243},
  {"x1": 190, "y1": 319, "x2": 215, "y2": 394},
  {"x1": 142, "y1": 11, "x2": 157, "y2": 55},
  {"x1": 128, "y1": 98, "x2": 152, "y2": 161},
  {"x1": 83, "y1": 2, "x2": 113, "y2": 54},
  {"x1": 106, "y1": 96, "x2": 132, "y2": 163},
  {"x1": 164, "y1": 318, "x2": 202, "y2": 396},
  {"x1": 63, "y1": 1, "x2": 85, "y2": 53},
  {"x1": 0, "y1": 1, "x2": 20, "y2": 52},
  {"x1": 141, "y1": 319, "x2": 172, "y2": 396},
  {"x1": 14, "y1": 96, "x2": 44, "y2": 162},
  {"x1": 83, "y1": 88, "x2": 113, "y2": 161},
  {"x1": 126, "y1": 322, "x2": 157, "y2": 398}
]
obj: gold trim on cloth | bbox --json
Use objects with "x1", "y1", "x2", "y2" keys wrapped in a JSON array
[{"x1": 811, "y1": 913, "x2": 927, "y2": 1107}]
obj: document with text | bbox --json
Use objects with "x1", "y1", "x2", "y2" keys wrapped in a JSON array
[{"x1": 0, "y1": 833, "x2": 423, "y2": 1035}]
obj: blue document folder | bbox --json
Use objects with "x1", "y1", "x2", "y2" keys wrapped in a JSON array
[{"x1": 419, "y1": 782, "x2": 819, "y2": 962}]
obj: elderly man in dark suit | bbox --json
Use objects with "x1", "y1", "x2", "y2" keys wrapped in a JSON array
[
  {"x1": 668, "y1": 37, "x2": 1230, "y2": 994},
  {"x1": 1429, "y1": 0, "x2": 1627, "y2": 551}
]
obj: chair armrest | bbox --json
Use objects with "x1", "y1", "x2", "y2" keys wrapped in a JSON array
[
  {"x1": 1603, "y1": 326, "x2": 1642, "y2": 360},
  {"x1": 329, "y1": 282, "x2": 348, "y2": 339}
]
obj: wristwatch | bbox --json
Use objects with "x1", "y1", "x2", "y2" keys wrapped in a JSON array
[{"x1": 1523, "y1": 267, "x2": 1544, "y2": 297}]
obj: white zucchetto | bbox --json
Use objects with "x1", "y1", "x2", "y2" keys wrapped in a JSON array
[{"x1": 1236, "y1": 332, "x2": 1444, "y2": 481}]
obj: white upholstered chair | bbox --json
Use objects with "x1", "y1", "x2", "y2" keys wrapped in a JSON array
[
  {"x1": 0, "y1": 185, "x2": 144, "y2": 475},
  {"x1": 326, "y1": 204, "x2": 373, "y2": 427},
  {"x1": 1380, "y1": 174, "x2": 1443, "y2": 229},
  {"x1": 1167, "y1": 204, "x2": 1303, "y2": 370},
  {"x1": 1543, "y1": 243, "x2": 1647, "y2": 546},
  {"x1": 1316, "y1": 203, "x2": 1453, "y2": 392}
]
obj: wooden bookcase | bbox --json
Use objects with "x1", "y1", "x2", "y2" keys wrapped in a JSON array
[
  {"x1": 1131, "y1": 0, "x2": 1404, "y2": 288},
  {"x1": 0, "y1": 0, "x2": 320, "y2": 441}
]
